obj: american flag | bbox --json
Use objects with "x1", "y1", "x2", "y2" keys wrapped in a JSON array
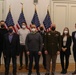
[
  {"x1": 31, "y1": 8, "x2": 40, "y2": 30},
  {"x1": 15, "y1": 7, "x2": 30, "y2": 32},
  {"x1": 5, "y1": 8, "x2": 16, "y2": 32},
  {"x1": 43, "y1": 10, "x2": 52, "y2": 32}
]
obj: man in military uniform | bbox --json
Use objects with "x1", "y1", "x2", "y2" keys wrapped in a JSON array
[{"x1": 44, "y1": 24, "x2": 61, "y2": 75}]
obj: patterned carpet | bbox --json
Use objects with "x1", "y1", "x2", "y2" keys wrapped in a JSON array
[{"x1": 0, "y1": 72, "x2": 75, "y2": 75}]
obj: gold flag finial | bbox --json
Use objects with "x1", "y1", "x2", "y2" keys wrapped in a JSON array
[{"x1": 20, "y1": 3, "x2": 23, "y2": 11}]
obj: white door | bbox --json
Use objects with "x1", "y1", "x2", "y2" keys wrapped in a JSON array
[
  {"x1": 51, "y1": 0, "x2": 76, "y2": 63},
  {"x1": 53, "y1": 2, "x2": 69, "y2": 34}
]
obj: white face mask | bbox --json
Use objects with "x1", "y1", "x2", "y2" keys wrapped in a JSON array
[
  {"x1": 64, "y1": 30, "x2": 68, "y2": 34},
  {"x1": 31, "y1": 28, "x2": 36, "y2": 32},
  {"x1": 22, "y1": 25, "x2": 26, "y2": 29}
]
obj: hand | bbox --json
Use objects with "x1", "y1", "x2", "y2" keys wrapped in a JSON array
[
  {"x1": 16, "y1": 55, "x2": 19, "y2": 58},
  {"x1": 57, "y1": 51, "x2": 60, "y2": 55},
  {"x1": 45, "y1": 50, "x2": 48, "y2": 54},
  {"x1": 27, "y1": 51, "x2": 30, "y2": 55},
  {"x1": 38, "y1": 51, "x2": 42, "y2": 55},
  {"x1": 62, "y1": 47, "x2": 67, "y2": 52}
]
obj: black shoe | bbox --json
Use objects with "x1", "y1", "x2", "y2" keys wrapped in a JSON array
[
  {"x1": 28, "y1": 72, "x2": 31, "y2": 75},
  {"x1": 61, "y1": 70, "x2": 64, "y2": 74},
  {"x1": 45, "y1": 73, "x2": 50, "y2": 75},
  {"x1": 72, "y1": 70, "x2": 76, "y2": 74},
  {"x1": 37, "y1": 72, "x2": 40, "y2": 75},
  {"x1": 51, "y1": 72, "x2": 54, "y2": 75},
  {"x1": 18, "y1": 66, "x2": 23, "y2": 70},
  {"x1": 13, "y1": 73, "x2": 17, "y2": 75},
  {"x1": 44, "y1": 66, "x2": 46, "y2": 69},
  {"x1": 63, "y1": 69, "x2": 67, "y2": 74},
  {"x1": 25, "y1": 66, "x2": 29, "y2": 70},
  {"x1": 34, "y1": 66, "x2": 36, "y2": 69}
]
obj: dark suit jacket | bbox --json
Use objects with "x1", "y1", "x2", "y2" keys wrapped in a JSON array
[
  {"x1": 61, "y1": 35, "x2": 72, "y2": 55},
  {"x1": 44, "y1": 30, "x2": 61, "y2": 55},
  {"x1": 3, "y1": 33, "x2": 20, "y2": 57},
  {"x1": 0, "y1": 28, "x2": 8, "y2": 52},
  {"x1": 39, "y1": 30, "x2": 46, "y2": 44},
  {"x1": 72, "y1": 31, "x2": 76, "y2": 51}
]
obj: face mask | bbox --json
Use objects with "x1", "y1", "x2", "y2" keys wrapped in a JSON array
[
  {"x1": 64, "y1": 30, "x2": 68, "y2": 34},
  {"x1": 9, "y1": 29, "x2": 13, "y2": 33},
  {"x1": 51, "y1": 27, "x2": 55, "y2": 31},
  {"x1": 31, "y1": 28, "x2": 36, "y2": 32},
  {"x1": 22, "y1": 25, "x2": 26, "y2": 28},
  {"x1": 40, "y1": 27, "x2": 44, "y2": 31}
]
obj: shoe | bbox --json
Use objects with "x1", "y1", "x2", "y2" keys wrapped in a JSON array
[
  {"x1": 44, "y1": 66, "x2": 46, "y2": 69},
  {"x1": 61, "y1": 70, "x2": 64, "y2": 74},
  {"x1": 34, "y1": 66, "x2": 36, "y2": 69},
  {"x1": 37, "y1": 72, "x2": 40, "y2": 75},
  {"x1": 18, "y1": 66, "x2": 23, "y2": 70},
  {"x1": 72, "y1": 70, "x2": 76, "y2": 74},
  {"x1": 28, "y1": 72, "x2": 31, "y2": 75},
  {"x1": 51, "y1": 72, "x2": 54, "y2": 75},
  {"x1": 45, "y1": 73, "x2": 50, "y2": 75},
  {"x1": 63, "y1": 69, "x2": 67, "y2": 74},
  {"x1": 25, "y1": 66, "x2": 29, "y2": 70}
]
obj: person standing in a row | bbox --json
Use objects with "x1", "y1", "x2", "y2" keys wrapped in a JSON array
[
  {"x1": 0, "y1": 20, "x2": 8, "y2": 66},
  {"x1": 3, "y1": 26, "x2": 20, "y2": 75},
  {"x1": 39, "y1": 25, "x2": 46, "y2": 69},
  {"x1": 26, "y1": 24, "x2": 43, "y2": 75},
  {"x1": 60, "y1": 27, "x2": 72, "y2": 74},
  {"x1": 18, "y1": 22, "x2": 30, "y2": 70},
  {"x1": 72, "y1": 24, "x2": 76, "y2": 74},
  {"x1": 33, "y1": 25, "x2": 46, "y2": 70},
  {"x1": 45, "y1": 24, "x2": 61, "y2": 75}
]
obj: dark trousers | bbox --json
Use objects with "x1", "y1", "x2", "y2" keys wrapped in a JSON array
[
  {"x1": 38, "y1": 47, "x2": 46, "y2": 68},
  {"x1": 5, "y1": 56, "x2": 17, "y2": 75},
  {"x1": 29, "y1": 51, "x2": 39, "y2": 73},
  {"x1": 19, "y1": 45, "x2": 28, "y2": 67},
  {"x1": 60, "y1": 52, "x2": 70, "y2": 70},
  {"x1": 73, "y1": 48, "x2": 76, "y2": 62}
]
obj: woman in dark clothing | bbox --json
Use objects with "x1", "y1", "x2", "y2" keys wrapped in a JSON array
[{"x1": 60, "y1": 27, "x2": 72, "y2": 74}]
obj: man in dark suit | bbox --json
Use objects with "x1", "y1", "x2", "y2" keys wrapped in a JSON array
[
  {"x1": 38, "y1": 25, "x2": 46, "y2": 69},
  {"x1": 44, "y1": 24, "x2": 61, "y2": 75},
  {"x1": 72, "y1": 24, "x2": 76, "y2": 74},
  {"x1": 3, "y1": 26, "x2": 20, "y2": 75},
  {"x1": 0, "y1": 20, "x2": 8, "y2": 65}
]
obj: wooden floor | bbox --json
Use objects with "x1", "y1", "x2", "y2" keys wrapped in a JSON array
[{"x1": 0, "y1": 63, "x2": 75, "y2": 73}]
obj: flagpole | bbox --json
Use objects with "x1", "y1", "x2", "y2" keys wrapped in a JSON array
[
  {"x1": 34, "y1": 4, "x2": 37, "y2": 11},
  {"x1": 20, "y1": 3, "x2": 23, "y2": 11},
  {"x1": 47, "y1": 5, "x2": 49, "y2": 12},
  {"x1": 9, "y1": 5, "x2": 11, "y2": 12}
]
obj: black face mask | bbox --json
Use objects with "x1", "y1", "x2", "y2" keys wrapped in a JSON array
[
  {"x1": 9, "y1": 29, "x2": 13, "y2": 33},
  {"x1": 1, "y1": 24, "x2": 5, "y2": 28},
  {"x1": 40, "y1": 27, "x2": 44, "y2": 31},
  {"x1": 51, "y1": 27, "x2": 55, "y2": 31}
]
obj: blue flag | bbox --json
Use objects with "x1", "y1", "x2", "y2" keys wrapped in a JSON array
[
  {"x1": 5, "y1": 10, "x2": 15, "y2": 27},
  {"x1": 43, "y1": 10, "x2": 52, "y2": 29},
  {"x1": 31, "y1": 9, "x2": 40, "y2": 27},
  {"x1": 18, "y1": 9, "x2": 27, "y2": 27}
]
